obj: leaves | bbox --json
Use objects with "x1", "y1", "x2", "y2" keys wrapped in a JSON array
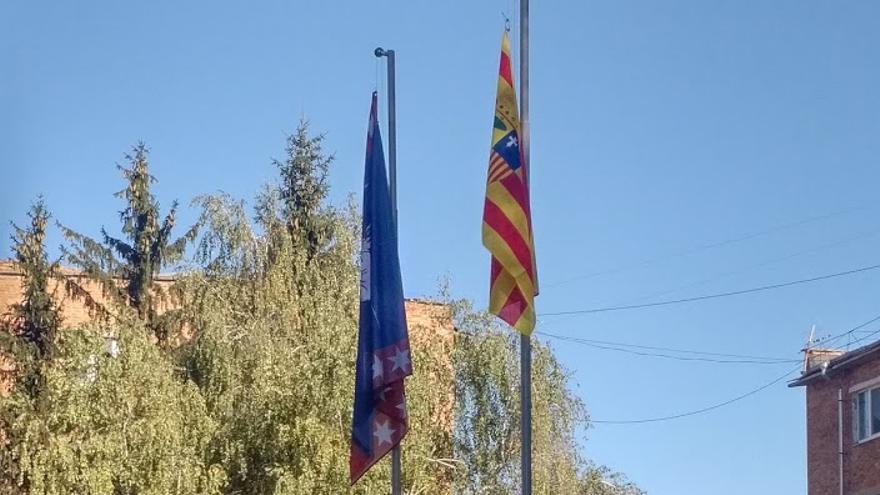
[
  {"x1": 174, "y1": 167, "x2": 458, "y2": 493},
  {"x1": 452, "y1": 298, "x2": 643, "y2": 494},
  {"x1": 0, "y1": 323, "x2": 225, "y2": 495},
  {"x1": 1, "y1": 129, "x2": 643, "y2": 494},
  {"x1": 264, "y1": 119, "x2": 335, "y2": 262},
  {"x1": 60, "y1": 144, "x2": 198, "y2": 345},
  {"x1": 5, "y1": 197, "x2": 62, "y2": 365}
]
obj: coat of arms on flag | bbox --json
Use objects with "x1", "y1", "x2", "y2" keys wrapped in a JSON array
[{"x1": 482, "y1": 31, "x2": 538, "y2": 335}]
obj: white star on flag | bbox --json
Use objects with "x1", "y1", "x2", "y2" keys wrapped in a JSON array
[
  {"x1": 388, "y1": 347, "x2": 410, "y2": 373},
  {"x1": 506, "y1": 135, "x2": 518, "y2": 148},
  {"x1": 372, "y1": 355, "x2": 384, "y2": 380},
  {"x1": 373, "y1": 418, "x2": 394, "y2": 446},
  {"x1": 396, "y1": 401, "x2": 406, "y2": 418},
  {"x1": 378, "y1": 386, "x2": 392, "y2": 402}
]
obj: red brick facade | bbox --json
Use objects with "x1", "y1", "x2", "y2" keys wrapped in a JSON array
[
  {"x1": 795, "y1": 347, "x2": 880, "y2": 495},
  {"x1": 1, "y1": 260, "x2": 455, "y2": 398},
  {"x1": 0, "y1": 260, "x2": 178, "y2": 328}
]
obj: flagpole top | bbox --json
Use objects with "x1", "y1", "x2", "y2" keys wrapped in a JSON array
[
  {"x1": 501, "y1": 12, "x2": 511, "y2": 32},
  {"x1": 375, "y1": 47, "x2": 394, "y2": 58}
]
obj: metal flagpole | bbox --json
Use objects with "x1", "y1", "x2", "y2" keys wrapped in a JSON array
[
  {"x1": 374, "y1": 45, "x2": 402, "y2": 495},
  {"x1": 518, "y1": 0, "x2": 532, "y2": 494},
  {"x1": 521, "y1": 333, "x2": 532, "y2": 495},
  {"x1": 386, "y1": 50, "x2": 398, "y2": 224}
]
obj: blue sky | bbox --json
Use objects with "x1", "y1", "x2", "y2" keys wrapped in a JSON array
[{"x1": 3, "y1": 1, "x2": 880, "y2": 493}]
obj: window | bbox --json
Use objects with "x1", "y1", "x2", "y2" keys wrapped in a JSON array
[{"x1": 855, "y1": 386, "x2": 880, "y2": 442}]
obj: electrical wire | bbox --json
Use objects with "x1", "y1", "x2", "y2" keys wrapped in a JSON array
[
  {"x1": 811, "y1": 313, "x2": 880, "y2": 349},
  {"x1": 607, "y1": 227, "x2": 880, "y2": 308},
  {"x1": 582, "y1": 314, "x2": 880, "y2": 425},
  {"x1": 539, "y1": 262, "x2": 880, "y2": 317},
  {"x1": 844, "y1": 326, "x2": 880, "y2": 350},
  {"x1": 545, "y1": 202, "x2": 876, "y2": 289},
  {"x1": 537, "y1": 331, "x2": 799, "y2": 365},
  {"x1": 558, "y1": 340, "x2": 796, "y2": 365},
  {"x1": 539, "y1": 331, "x2": 794, "y2": 360},
  {"x1": 591, "y1": 364, "x2": 802, "y2": 425}
]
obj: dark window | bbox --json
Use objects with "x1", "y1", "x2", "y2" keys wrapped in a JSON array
[{"x1": 854, "y1": 386, "x2": 880, "y2": 442}]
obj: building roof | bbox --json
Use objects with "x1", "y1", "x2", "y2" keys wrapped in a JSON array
[{"x1": 789, "y1": 338, "x2": 880, "y2": 387}]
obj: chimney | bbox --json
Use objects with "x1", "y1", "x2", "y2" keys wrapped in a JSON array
[{"x1": 802, "y1": 348, "x2": 844, "y2": 373}]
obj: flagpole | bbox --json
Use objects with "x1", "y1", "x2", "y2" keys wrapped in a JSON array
[
  {"x1": 519, "y1": 0, "x2": 533, "y2": 494},
  {"x1": 386, "y1": 49, "x2": 398, "y2": 225},
  {"x1": 374, "y1": 45, "x2": 402, "y2": 495}
]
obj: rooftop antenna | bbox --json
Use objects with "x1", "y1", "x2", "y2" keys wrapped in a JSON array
[{"x1": 803, "y1": 324, "x2": 817, "y2": 373}]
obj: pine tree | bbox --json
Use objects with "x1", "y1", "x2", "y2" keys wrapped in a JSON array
[
  {"x1": 261, "y1": 119, "x2": 334, "y2": 261},
  {"x1": 61, "y1": 143, "x2": 198, "y2": 346},
  {"x1": 7, "y1": 197, "x2": 61, "y2": 361},
  {"x1": 0, "y1": 198, "x2": 64, "y2": 407}
]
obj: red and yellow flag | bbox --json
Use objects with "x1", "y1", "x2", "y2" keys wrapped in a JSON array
[{"x1": 482, "y1": 31, "x2": 537, "y2": 335}]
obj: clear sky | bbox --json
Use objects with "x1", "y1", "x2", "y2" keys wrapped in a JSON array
[{"x1": 3, "y1": 1, "x2": 880, "y2": 493}]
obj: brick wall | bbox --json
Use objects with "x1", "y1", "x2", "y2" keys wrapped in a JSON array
[
  {"x1": 0, "y1": 260, "x2": 455, "y2": 399},
  {"x1": 1, "y1": 259, "x2": 105, "y2": 327},
  {"x1": 405, "y1": 299, "x2": 455, "y2": 432},
  {"x1": 0, "y1": 260, "x2": 178, "y2": 328},
  {"x1": 805, "y1": 354, "x2": 880, "y2": 495}
]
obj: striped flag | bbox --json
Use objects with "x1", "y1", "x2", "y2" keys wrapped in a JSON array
[{"x1": 482, "y1": 31, "x2": 537, "y2": 335}]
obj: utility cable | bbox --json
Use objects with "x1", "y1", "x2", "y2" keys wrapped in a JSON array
[
  {"x1": 540, "y1": 262, "x2": 880, "y2": 317},
  {"x1": 608, "y1": 227, "x2": 880, "y2": 308},
  {"x1": 844, "y1": 326, "x2": 880, "y2": 351},
  {"x1": 591, "y1": 364, "x2": 802, "y2": 425},
  {"x1": 545, "y1": 202, "x2": 876, "y2": 289},
  {"x1": 811, "y1": 313, "x2": 880, "y2": 349},
  {"x1": 583, "y1": 314, "x2": 880, "y2": 424},
  {"x1": 538, "y1": 331, "x2": 795, "y2": 360},
  {"x1": 537, "y1": 331, "x2": 799, "y2": 365}
]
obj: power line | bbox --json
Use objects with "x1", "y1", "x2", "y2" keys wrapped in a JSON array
[
  {"x1": 844, "y1": 326, "x2": 880, "y2": 351},
  {"x1": 812, "y1": 313, "x2": 880, "y2": 349},
  {"x1": 544, "y1": 202, "x2": 876, "y2": 289},
  {"x1": 537, "y1": 331, "x2": 799, "y2": 364},
  {"x1": 585, "y1": 315, "x2": 880, "y2": 425},
  {"x1": 540, "y1": 262, "x2": 880, "y2": 317},
  {"x1": 539, "y1": 331, "x2": 794, "y2": 360},
  {"x1": 557, "y1": 340, "x2": 796, "y2": 365},
  {"x1": 607, "y1": 226, "x2": 880, "y2": 308},
  {"x1": 591, "y1": 364, "x2": 802, "y2": 425}
]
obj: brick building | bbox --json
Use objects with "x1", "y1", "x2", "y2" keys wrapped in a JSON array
[
  {"x1": 0, "y1": 260, "x2": 176, "y2": 328},
  {"x1": 0, "y1": 260, "x2": 454, "y2": 396},
  {"x1": 0, "y1": 259, "x2": 451, "y2": 335},
  {"x1": 791, "y1": 340, "x2": 880, "y2": 495}
]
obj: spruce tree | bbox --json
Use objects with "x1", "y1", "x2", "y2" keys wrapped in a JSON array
[
  {"x1": 262, "y1": 119, "x2": 334, "y2": 261},
  {"x1": 61, "y1": 143, "x2": 198, "y2": 345},
  {"x1": 8, "y1": 197, "x2": 61, "y2": 361}
]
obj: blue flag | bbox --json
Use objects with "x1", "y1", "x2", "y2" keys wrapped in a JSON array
[{"x1": 350, "y1": 92, "x2": 411, "y2": 484}]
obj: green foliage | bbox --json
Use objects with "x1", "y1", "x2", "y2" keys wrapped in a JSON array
[
  {"x1": 452, "y1": 299, "x2": 643, "y2": 495},
  {"x1": 0, "y1": 321, "x2": 224, "y2": 495},
  {"x1": 60, "y1": 143, "x2": 198, "y2": 345},
  {"x1": 190, "y1": 193, "x2": 262, "y2": 278},
  {"x1": 176, "y1": 190, "x2": 455, "y2": 494},
  {"x1": 6, "y1": 198, "x2": 61, "y2": 362},
  {"x1": 1, "y1": 198, "x2": 63, "y2": 402},
  {"x1": 258, "y1": 119, "x2": 334, "y2": 262},
  {"x1": 180, "y1": 181, "x2": 641, "y2": 494},
  {"x1": 0, "y1": 127, "x2": 643, "y2": 494},
  {"x1": 275, "y1": 120, "x2": 332, "y2": 250},
  {"x1": 176, "y1": 118, "x2": 457, "y2": 491}
]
